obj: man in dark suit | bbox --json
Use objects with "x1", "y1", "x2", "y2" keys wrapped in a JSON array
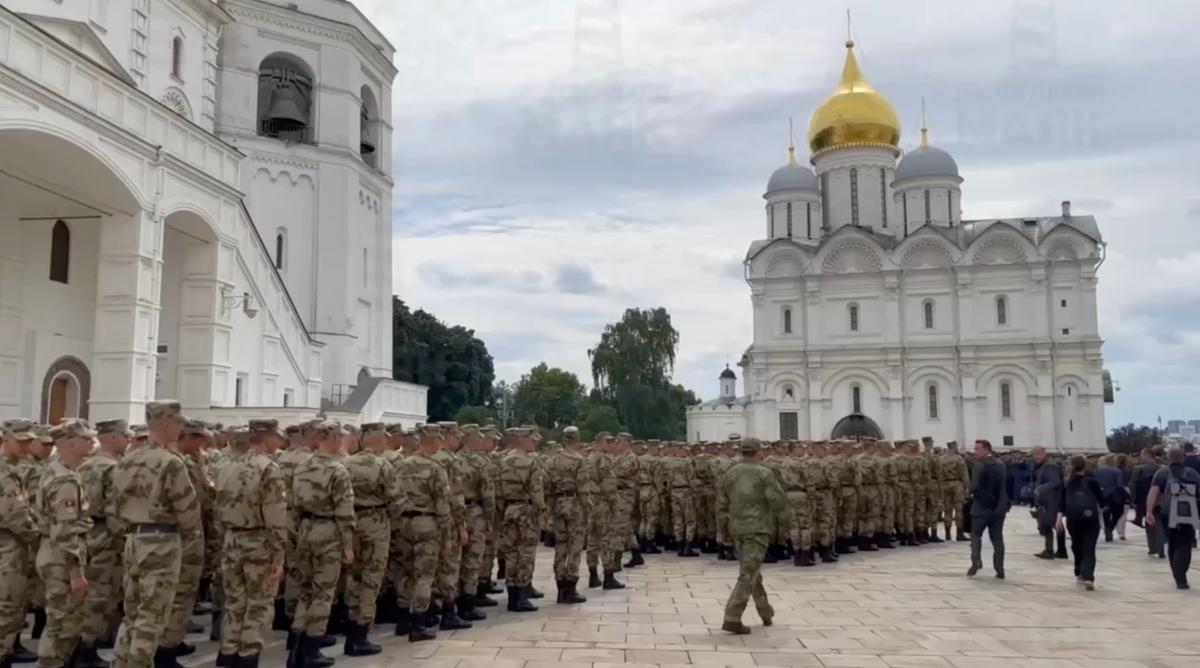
[
  {"x1": 968, "y1": 439, "x2": 1009, "y2": 579},
  {"x1": 1130, "y1": 447, "x2": 1165, "y2": 557},
  {"x1": 1031, "y1": 446, "x2": 1067, "y2": 559}
]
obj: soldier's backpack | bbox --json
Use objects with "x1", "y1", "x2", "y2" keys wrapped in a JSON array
[
  {"x1": 1063, "y1": 477, "x2": 1097, "y2": 522},
  {"x1": 1164, "y1": 471, "x2": 1200, "y2": 531}
]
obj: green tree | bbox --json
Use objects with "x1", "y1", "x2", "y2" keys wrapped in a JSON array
[
  {"x1": 511, "y1": 363, "x2": 588, "y2": 429},
  {"x1": 453, "y1": 405, "x2": 495, "y2": 426},
  {"x1": 579, "y1": 404, "x2": 626, "y2": 441},
  {"x1": 1107, "y1": 423, "x2": 1162, "y2": 454},
  {"x1": 391, "y1": 297, "x2": 495, "y2": 421},
  {"x1": 588, "y1": 307, "x2": 698, "y2": 440}
]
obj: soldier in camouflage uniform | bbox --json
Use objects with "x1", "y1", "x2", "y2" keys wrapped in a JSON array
[
  {"x1": 921, "y1": 438, "x2": 944, "y2": 543},
  {"x1": 895, "y1": 441, "x2": 917, "y2": 546},
  {"x1": 390, "y1": 424, "x2": 449, "y2": 642},
  {"x1": 474, "y1": 426, "x2": 504, "y2": 602},
  {"x1": 454, "y1": 425, "x2": 494, "y2": 621},
  {"x1": 273, "y1": 421, "x2": 316, "y2": 631},
  {"x1": 213, "y1": 419, "x2": 288, "y2": 668},
  {"x1": 108, "y1": 401, "x2": 202, "y2": 668},
  {"x1": 584, "y1": 433, "x2": 612, "y2": 588},
  {"x1": 717, "y1": 438, "x2": 787, "y2": 636},
  {"x1": 877, "y1": 442, "x2": 898, "y2": 548},
  {"x1": 668, "y1": 443, "x2": 699, "y2": 557},
  {"x1": 810, "y1": 444, "x2": 838, "y2": 562},
  {"x1": 940, "y1": 442, "x2": 970, "y2": 541},
  {"x1": 611, "y1": 433, "x2": 641, "y2": 569},
  {"x1": 693, "y1": 442, "x2": 718, "y2": 553},
  {"x1": 834, "y1": 441, "x2": 861, "y2": 555},
  {"x1": 634, "y1": 441, "x2": 661, "y2": 555},
  {"x1": 14, "y1": 423, "x2": 49, "y2": 647},
  {"x1": 1, "y1": 420, "x2": 38, "y2": 667},
  {"x1": 781, "y1": 443, "x2": 815, "y2": 566},
  {"x1": 76, "y1": 419, "x2": 130, "y2": 667},
  {"x1": 287, "y1": 420, "x2": 356, "y2": 668},
  {"x1": 342, "y1": 423, "x2": 401, "y2": 656},
  {"x1": 854, "y1": 442, "x2": 881, "y2": 552},
  {"x1": 34, "y1": 420, "x2": 94, "y2": 668},
  {"x1": 496, "y1": 427, "x2": 545, "y2": 612},
  {"x1": 759, "y1": 443, "x2": 787, "y2": 563},
  {"x1": 429, "y1": 423, "x2": 471, "y2": 631},
  {"x1": 908, "y1": 440, "x2": 929, "y2": 544},
  {"x1": 545, "y1": 426, "x2": 587, "y2": 604}
]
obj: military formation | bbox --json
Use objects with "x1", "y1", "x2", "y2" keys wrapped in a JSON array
[{"x1": 1, "y1": 405, "x2": 977, "y2": 667}]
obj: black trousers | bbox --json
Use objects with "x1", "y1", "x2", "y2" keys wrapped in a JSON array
[
  {"x1": 1166, "y1": 524, "x2": 1196, "y2": 586},
  {"x1": 1146, "y1": 518, "x2": 1166, "y2": 556},
  {"x1": 1066, "y1": 517, "x2": 1100, "y2": 581},
  {"x1": 1102, "y1": 498, "x2": 1125, "y2": 539},
  {"x1": 970, "y1": 511, "x2": 1006, "y2": 573}
]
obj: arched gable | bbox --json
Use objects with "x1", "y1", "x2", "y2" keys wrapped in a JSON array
[
  {"x1": 906, "y1": 365, "x2": 959, "y2": 396},
  {"x1": 819, "y1": 366, "x2": 889, "y2": 401},
  {"x1": 765, "y1": 371, "x2": 807, "y2": 401},
  {"x1": 816, "y1": 229, "x2": 888, "y2": 275},
  {"x1": 966, "y1": 225, "x2": 1039, "y2": 266},
  {"x1": 976, "y1": 363, "x2": 1037, "y2": 392},
  {"x1": 894, "y1": 228, "x2": 959, "y2": 269},
  {"x1": 747, "y1": 239, "x2": 811, "y2": 279},
  {"x1": 1039, "y1": 226, "x2": 1098, "y2": 262}
]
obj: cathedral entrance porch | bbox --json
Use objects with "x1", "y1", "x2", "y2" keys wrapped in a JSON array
[{"x1": 830, "y1": 413, "x2": 885, "y2": 440}]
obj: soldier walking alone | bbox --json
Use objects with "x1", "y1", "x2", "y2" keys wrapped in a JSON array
[{"x1": 717, "y1": 438, "x2": 787, "y2": 635}]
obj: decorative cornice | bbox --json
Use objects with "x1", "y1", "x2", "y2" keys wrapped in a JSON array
[{"x1": 250, "y1": 153, "x2": 320, "y2": 172}]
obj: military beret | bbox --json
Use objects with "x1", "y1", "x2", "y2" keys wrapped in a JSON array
[
  {"x1": 416, "y1": 423, "x2": 442, "y2": 436},
  {"x1": 3, "y1": 419, "x2": 37, "y2": 440},
  {"x1": 248, "y1": 419, "x2": 280, "y2": 434},
  {"x1": 50, "y1": 418, "x2": 97, "y2": 441},
  {"x1": 180, "y1": 419, "x2": 212, "y2": 438},
  {"x1": 313, "y1": 420, "x2": 346, "y2": 439},
  {"x1": 96, "y1": 419, "x2": 131, "y2": 436},
  {"x1": 562, "y1": 426, "x2": 580, "y2": 438},
  {"x1": 739, "y1": 437, "x2": 763, "y2": 453},
  {"x1": 145, "y1": 400, "x2": 183, "y2": 422},
  {"x1": 361, "y1": 422, "x2": 386, "y2": 433}
]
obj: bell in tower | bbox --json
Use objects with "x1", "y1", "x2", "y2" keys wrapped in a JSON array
[
  {"x1": 265, "y1": 83, "x2": 307, "y2": 132},
  {"x1": 359, "y1": 106, "x2": 375, "y2": 156}
]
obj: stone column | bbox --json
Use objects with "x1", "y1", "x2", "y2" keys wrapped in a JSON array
[{"x1": 90, "y1": 209, "x2": 162, "y2": 423}]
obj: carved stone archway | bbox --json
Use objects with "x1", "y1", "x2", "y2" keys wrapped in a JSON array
[
  {"x1": 40, "y1": 356, "x2": 91, "y2": 423},
  {"x1": 830, "y1": 413, "x2": 883, "y2": 440}
]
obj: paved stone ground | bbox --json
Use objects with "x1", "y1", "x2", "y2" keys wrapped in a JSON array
[{"x1": 34, "y1": 512, "x2": 1193, "y2": 668}]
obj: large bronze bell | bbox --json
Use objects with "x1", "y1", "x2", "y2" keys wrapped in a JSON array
[
  {"x1": 265, "y1": 84, "x2": 307, "y2": 130},
  {"x1": 360, "y1": 109, "x2": 375, "y2": 155}
]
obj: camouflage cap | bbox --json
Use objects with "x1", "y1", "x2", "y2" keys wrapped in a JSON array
[
  {"x1": 248, "y1": 419, "x2": 280, "y2": 434},
  {"x1": 505, "y1": 426, "x2": 533, "y2": 437},
  {"x1": 36, "y1": 425, "x2": 55, "y2": 444},
  {"x1": 481, "y1": 425, "x2": 501, "y2": 437},
  {"x1": 299, "y1": 419, "x2": 324, "y2": 436},
  {"x1": 562, "y1": 426, "x2": 580, "y2": 439},
  {"x1": 96, "y1": 419, "x2": 131, "y2": 436},
  {"x1": 2, "y1": 419, "x2": 37, "y2": 440},
  {"x1": 131, "y1": 424, "x2": 149, "y2": 437},
  {"x1": 145, "y1": 400, "x2": 183, "y2": 423},
  {"x1": 616, "y1": 432, "x2": 633, "y2": 440},
  {"x1": 727, "y1": 432, "x2": 743, "y2": 441},
  {"x1": 231, "y1": 426, "x2": 252, "y2": 444},
  {"x1": 459, "y1": 424, "x2": 481, "y2": 436},
  {"x1": 284, "y1": 424, "x2": 302, "y2": 436},
  {"x1": 415, "y1": 423, "x2": 442, "y2": 436},
  {"x1": 739, "y1": 437, "x2": 763, "y2": 453},
  {"x1": 385, "y1": 423, "x2": 406, "y2": 434},
  {"x1": 313, "y1": 420, "x2": 346, "y2": 439},
  {"x1": 360, "y1": 422, "x2": 386, "y2": 434},
  {"x1": 50, "y1": 418, "x2": 97, "y2": 441},
  {"x1": 436, "y1": 421, "x2": 460, "y2": 433},
  {"x1": 180, "y1": 419, "x2": 212, "y2": 438},
  {"x1": 594, "y1": 431, "x2": 612, "y2": 441},
  {"x1": 689, "y1": 442, "x2": 703, "y2": 452}
]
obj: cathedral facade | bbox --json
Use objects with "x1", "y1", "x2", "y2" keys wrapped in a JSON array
[
  {"x1": 687, "y1": 40, "x2": 1108, "y2": 451},
  {"x1": 0, "y1": 0, "x2": 425, "y2": 426}
]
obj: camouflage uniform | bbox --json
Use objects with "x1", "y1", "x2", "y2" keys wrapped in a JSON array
[
  {"x1": 811, "y1": 454, "x2": 837, "y2": 554},
  {"x1": 0, "y1": 426, "x2": 36, "y2": 663},
  {"x1": 109, "y1": 402, "x2": 202, "y2": 668},
  {"x1": 162, "y1": 429, "x2": 214, "y2": 652},
  {"x1": 431, "y1": 438, "x2": 467, "y2": 610},
  {"x1": 14, "y1": 447, "x2": 47, "y2": 631},
  {"x1": 213, "y1": 434, "x2": 287, "y2": 660},
  {"x1": 693, "y1": 450, "x2": 717, "y2": 546},
  {"x1": 880, "y1": 446, "x2": 899, "y2": 541},
  {"x1": 895, "y1": 450, "x2": 916, "y2": 539},
  {"x1": 289, "y1": 427, "x2": 356, "y2": 639},
  {"x1": 781, "y1": 453, "x2": 812, "y2": 558},
  {"x1": 76, "y1": 422, "x2": 125, "y2": 648},
  {"x1": 390, "y1": 431, "x2": 450, "y2": 632},
  {"x1": 343, "y1": 427, "x2": 401, "y2": 627},
  {"x1": 717, "y1": 442, "x2": 786, "y2": 632},
  {"x1": 35, "y1": 421, "x2": 94, "y2": 667},
  {"x1": 545, "y1": 435, "x2": 587, "y2": 593},
  {"x1": 608, "y1": 444, "x2": 638, "y2": 567},
  {"x1": 668, "y1": 455, "x2": 697, "y2": 546},
  {"x1": 584, "y1": 446, "x2": 611, "y2": 573},
  {"x1": 939, "y1": 451, "x2": 970, "y2": 538},
  {"x1": 911, "y1": 448, "x2": 928, "y2": 537},
  {"x1": 856, "y1": 451, "x2": 881, "y2": 546},
  {"x1": 457, "y1": 430, "x2": 495, "y2": 614},
  {"x1": 924, "y1": 449, "x2": 943, "y2": 537},
  {"x1": 496, "y1": 430, "x2": 545, "y2": 607},
  {"x1": 636, "y1": 447, "x2": 660, "y2": 545},
  {"x1": 273, "y1": 433, "x2": 313, "y2": 620}
]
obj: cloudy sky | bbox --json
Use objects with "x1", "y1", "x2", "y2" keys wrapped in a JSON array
[{"x1": 356, "y1": 0, "x2": 1200, "y2": 429}]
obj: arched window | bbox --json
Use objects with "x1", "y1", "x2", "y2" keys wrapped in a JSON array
[
  {"x1": 362, "y1": 247, "x2": 368, "y2": 286},
  {"x1": 360, "y1": 85, "x2": 379, "y2": 166},
  {"x1": 783, "y1": 385, "x2": 795, "y2": 401},
  {"x1": 996, "y1": 295, "x2": 1008, "y2": 325},
  {"x1": 928, "y1": 383, "x2": 939, "y2": 420},
  {"x1": 1000, "y1": 382, "x2": 1012, "y2": 419},
  {"x1": 879, "y1": 168, "x2": 889, "y2": 227},
  {"x1": 274, "y1": 229, "x2": 286, "y2": 270},
  {"x1": 782, "y1": 307, "x2": 792, "y2": 334},
  {"x1": 851, "y1": 384, "x2": 862, "y2": 414},
  {"x1": 1066, "y1": 385, "x2": 1073, "y2": 397},
  {"x1": 850, "y1": 167, "x2": 860, "y2": 226},
  {"x1": 806, "y1": 202, "x2": 813, "y2": 239},
  {"x1": 49, "y1": 220, "x2": 70, "y2": 284},
  {"x1": 923, "y1": 299, "x2": 935, "y2": 329},
  {"x1": 848, "y1": 303, "x2": 859, "y2": 332},
  {"x1": 786, "y1": 202, "x2": 793, "y2": 238},
  {"x1": 768, "y1": 206, "x2": 775, "y2": 237},
  {"x1": 257, "y1": 53, "x2": 315, "y2": 143},
  {"x1": 947, "y1": 190, "x2": 954, "y2": 226},
  {"x1": 171, "y1": 36, "x2": 183, "y2": 79}
]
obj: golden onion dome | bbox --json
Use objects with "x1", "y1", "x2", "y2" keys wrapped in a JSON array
[{"x1": 807, "y1": 40, "x2": 901, "y2": 154}]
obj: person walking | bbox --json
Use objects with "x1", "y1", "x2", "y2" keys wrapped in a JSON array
[
  {"x1": 1093, "y1": 455, "x2": 1122, "y2": 543},
  {"x1": 1131, "y1": 447, "x2": 1167, "y2": 558},
  {"x1": 967, "y1": 439, "x2": 1009, "y2": 579},
  {"x1": 1031, "y1": 446, "x2": 1067, "y2": 560},
  {"x1": 1146, "y1": 446, "x2": 1200, "y2": 590},
  {"x1": 1057, "y1": 456, "x2": 1102, "y2": 590},
  {"x1": 717, "y1": 438, "x2": 787, "y2": 635}
]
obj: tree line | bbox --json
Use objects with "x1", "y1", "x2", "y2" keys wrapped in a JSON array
[{"x1": 391, "y1": 298, "x2": 699, "y2": 441}]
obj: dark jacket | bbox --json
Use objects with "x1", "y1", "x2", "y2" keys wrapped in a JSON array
[
  {"x1": 1093, "y1": 465, "x2": 1121, "y2": 502},
  {"x1": 1130, "y1": 461, "x2": 1161, "y2": 514},
  {"x1": 1033, "y1": 459, "x2": 1063, "y2": 530},
  {"x1": 1184, "y1": 454, "x2": 1200, "y2": 478},
  {"x1": 1059, "y1": 474, "x2": 1103, "y2": 520},
  {"x1": 970, "y1": 454, "x2": 1009, "y2": 517}
]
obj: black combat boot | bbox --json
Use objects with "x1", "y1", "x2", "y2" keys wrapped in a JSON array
[
  {"x1": 393, "y1": 606, "x2": 412, "y2": 636},
  {"x1": 557, "y1": 578, "x2": 587, "y2": 604},
  {"x1": 475, "y1": 582, "x2": 498, "y2": 607},
  {"x1": 216, "y1": 651, "x2": 236, "y2": 667},
  {"x1": 526, "y1": 584, "x2": 544, "y2": 599},
  {"x1": 30, "y1": 608, "x2": 46, "y2": 640},
  {"x1": 407, "y1": 609, "x2": 436, "y2": 642},
  {"x1": 642, "y1": 537, "x2": 661, "y2": 554},
  {"x1": 763, "y1": 545, "x2": 779, "y2": 564},
  {"x1": 916, "y1": 530, "x2": 928, "y2": 545},
  {"x1": 602, "y1": 571, "x2": 625, "y2": 590},
  {"x1": 844, "y1": 536, "x2": 858, "y2": 553},
  {"x1": 286, "y1": 631, "x2": 299, "y2": 651},
  {"x1": 172, "y1": 640, "x2": 195, "y2": 657},
  {"x1": 624, "y1": 548, "x2": 644, "y2": 568},
  {"x1": 285, "y1": 633, "x2": 303, "y2": 668},
  {"x1": 343, "y1": 623, "x2": 382, "y2": 656},
  {"x1": 209, "y1": 610, "x2": 222, "y2": 642},
  {"x1": 792, "y1": 549, "x2": 804, "y2": 567},
  {"x1": 588, "y1": 566, "x2": 602, "y2": 588},
  {"x1": 153, "y1": 646, "x2": 184, "y2": 668},
  {"x1": 273, "y1": 598, "x2": 292, "y2": 631},
  {"x1": 858, "y1": 535, "x2": 878, "y2": 552},
  {"x1": 495, "y1": 559, "x2": 507, "y2": 581},
  {"x1": 928, "y1": 528, "x2": 943, "y2": 543},
  {"x1": 703, "y1": 539, "x2": 718, "y2": 554},
  {"x1": 508, "y1": 586, "x2": 538, "y2": 612},
  {"x1": 75, "y1": 641, "x2": 109, "y2": 668},
  {"x1": 326, "y1": 600, "x2": 350, "y2": 636},
  {"x1": 241, "y1": 655, "x2": 261, "y2": 668},
  {"x1": 544, "y1": 531, "x2": 557, "y2": 547},
  {"x1": 10, "y1": 635, "x2": 35, "y2": 663},
  {"x1": 613, "y1": 551, "x2": 623, "y2": 572},
  {"x1": 439, "y1": 602, "x2": 473, "y2": 630},
  {"x1": 875, "y1": 532, "x2": 895, "y2": 549},
  {"x1": 303, "y1": 633, "x2": 335, "y2": 668},
  {"x1": 801, "y1": 549, "x2": 816, "y2": 566},
  {"x1": 956, "y1": 527, "x2": 968, "y2": 541},
  {"x1": 944, "y1": 525, "x2": 953, "y2": 541},
  {"x1": 457, "y1": 594, "x2": 486, "y2": 621},
  {"x1": 682, "y1": 540, "x2": 699, "y2": 557},
  {"x1": 820, "y1": 545, "x2": 837, "y2": 563},
  {"x1": 375, "y1": 590, "x2": 398, "y2": 624}
]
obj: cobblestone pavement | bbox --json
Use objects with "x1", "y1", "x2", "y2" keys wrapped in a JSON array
[{"x1": 40, "y1": 512, "x2": 1194, "y2": 668}]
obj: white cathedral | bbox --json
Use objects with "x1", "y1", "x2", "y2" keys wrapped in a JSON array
[
  {"x1": 687, "y1": 40, "x2": 1109, "y2": 451},
  {"x1": 0, "y1": 0, "x2": 426, "y2": 426}
]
